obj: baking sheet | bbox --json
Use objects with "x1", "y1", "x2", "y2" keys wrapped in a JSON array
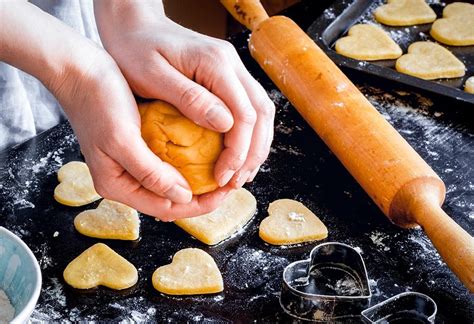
[
  {"x1": 308, "y1": 0, "x2": 474, "y2": 104},
  {"x1": 0, "y1": 1, "x2": 473, "y2": 322}
]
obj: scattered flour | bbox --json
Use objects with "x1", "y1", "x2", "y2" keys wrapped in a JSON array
[
  {"x1": 369, "y1": 231, "x2": 391, "y2": 251},
  {"x1": 288, "y1": 212, "x2": 305, "y2": 222},
  {"x1": 0, "y1": 290, "x2": 15, "y2": 324}
]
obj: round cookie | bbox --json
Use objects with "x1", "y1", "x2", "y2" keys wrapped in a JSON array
[
  {"x1": 374, "y1": 0, "x2": 436, "y2": 26},
  {"x1": 430, "y1": 2, "x2": 474, "y2": 46},
  {"x1": 139, "y1": 100, "x2": 224, "y2": 195},
  {"x1": 335, "y1": 24, "x2": 402, "y2": 61}
]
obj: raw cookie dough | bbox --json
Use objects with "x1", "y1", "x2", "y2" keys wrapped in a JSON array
[
  {"x1": 152, "y1": 248, "x2": 223, "y2": 295},
  {"x1": 465, "y1": 76, "x2": 474, "y2": 94},
  {"x1": 174, "y1": 188, "x2": 256, "y2": 245},
  {"x1": 259, "y1": 199, "x2": 328, "y2": 245},
  {"x1": 335, "y1": 24, "x2": 402, "y2": 60},
  {"x1": 395, "y1": 41, "x2": 465, "y2": 80},
  {"x1": 139, "y1": 100, "x2": 224, "y2": 195},
  {"x1": 63, "y1": 243, "x2": 138, "y2": 290},
  {"x1": 74, "y1": 199, "x2": 140, "y2": 240},
  {"x1": 430, "y1": 2, "x2": 474, "y2": 46},
  {"x1": 374, "y1": 0, "x2": 436, "y2": 26},
  {"x1": 54, "y1": 161, "x2": 101, "y2": 206}
]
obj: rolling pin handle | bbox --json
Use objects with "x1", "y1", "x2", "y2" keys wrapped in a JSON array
[
  {"x1": 220, "y1": 0, "x2": 269, "y2": 31},
  {"x1": 412, "y1": 197, "x2": 474, "y2": 292}
]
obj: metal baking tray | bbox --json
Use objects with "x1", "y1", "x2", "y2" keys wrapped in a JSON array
[{"x1": 307, "y1": 0, "x2": 474, "y2": 104}]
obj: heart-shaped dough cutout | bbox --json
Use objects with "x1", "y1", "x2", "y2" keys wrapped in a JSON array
[
  {"x1": 430, "y1": 2, "x2": 474, "y2": 46},
  {"x1": 465, "y1": 76, "x2": 474, "y2": 94},
  {"x1": 259, "y1": 199, "x2": 328, "y2": 245},
  {"x1": 54, "y1": 161, "x2": 101, "y2": 206},
  {"x1": 74, "y1": 199, "x2": 140, "y2": 240},
  {"x1": 374, "y1": 0, "x2": 436, "y2": 26},
  {"x1": 152, "y1": 248, "x2": 223, "y2": 295},
  {"x1": 396, "y1": 41, "x2": 465, "y2": 80},
  {"x1": 174, "y1": 188, "x2": 256, "y2": 245},
  {"x1": 335, "y1": 24, "x2": 402, "y2": 60},
  {"x1": 63, "y1": 243, "x2": 138, "y2": 290}
]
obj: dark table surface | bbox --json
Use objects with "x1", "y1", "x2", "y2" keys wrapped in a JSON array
[{"x1": 1, "y1": 1, "x2": 473, "y2": 323}]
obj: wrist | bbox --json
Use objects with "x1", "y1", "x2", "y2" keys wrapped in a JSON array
[{"x1": 94, "y1": 1, "x2": 167, "y2": 44}]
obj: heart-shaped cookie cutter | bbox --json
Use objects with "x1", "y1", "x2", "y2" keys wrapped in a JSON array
[
  {"x1": 280, "y1": 242, "x2": 371, "y2": 321},
  {"x1": 361, "y1": 292, "x2": 437, "y2": 323}
]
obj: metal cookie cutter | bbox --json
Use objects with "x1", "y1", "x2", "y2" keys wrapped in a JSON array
[
  {"x1": 361, "y1": 292, "x2": 437, "y2": 323},
  {"x1": 280, "y1": 242, "x2": 372, "y2": 321}
]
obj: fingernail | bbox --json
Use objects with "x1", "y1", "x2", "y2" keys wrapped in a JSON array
[
  {"x1": 235, "y1": 170, "x2": 251, "y2": 188},
  {"x1": 165, "y1": 185, "x2": 192, "y2": 204},
  {"x1": 206, "y1": 105, "x2": 233, "y2": 131},
  {"x1": 247, "y1": 168, "x2": 259, "y2": 182},
  {"x1": 219, "y1": 170, "x2": 234, "y2": 187}
]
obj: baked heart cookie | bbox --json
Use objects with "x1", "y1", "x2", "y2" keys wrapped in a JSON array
[
  {"x1": 374, "y1": 0, "x2": 436, "y2": 26},
  {"x1": 74, "y1": 199, "x2": 140, "y2": 240},
  {"x1": 54, "y1": 161, "x2": 101, "y2": 206},
  {"x1": 174, "y1": 188, "x2": 256, "y2": 245},
  {"x1": 152, "y1": 248, "x2": 223, "y2": 295},
  {"x1": 63, "y1": 243, "x2": 138, "y2": 290},
  {"x1": 335, "y1": 24, "x2": 402, "y2": 60},
  {"x1": 430, "y1": 2, "x2": 474, "y2": 46},
  {"x1": 259, "y1": 199, "x2": 328, "y2": 245},
  {"x1": 465, "y1": 77, "x2": 474, "y2": 94},
  {"x1": 395, "y1": 41, "x2": 465, "y2": 80}
]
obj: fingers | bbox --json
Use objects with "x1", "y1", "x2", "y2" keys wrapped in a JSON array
[
  {"x1": 230, "y1": 69, "x2": 275, "y2": 188},
  {"x1": 88, "y1": 152, "x2": 234, "y2": 219},
  {"x1": 210, "y1": 69, "x2": 258, "y2": 187},
  {"x1": 143, "y1": 61, "x2": 234, "y2": 133},
  {"x1": 106, "y1": 133, "x2": 193, "y2": 204}
]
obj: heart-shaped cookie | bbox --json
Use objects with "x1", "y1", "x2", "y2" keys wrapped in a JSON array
[
  {"x1": 335, "y1": 24, "x2": 402, "y2": 61},
  {"x1": 259, "y1": 199, "x2": 328, "y2": 246},
  {"x1": 465, "y1": 76, "x2": 474, "y2": 94},
  {"x1": 63, "y1": 243, "x2": 138, "y2": 290},
  {"x1": 174, "y1": 188, "x2": 256, "y2": 245},
  {"x1": 74, "y1": 199, "x2": 140, "y2": 240},
  {"x1": 54, "y1": 161, "x2": 101, "y2": 206},
  {"x1": 374, "y1": 0, "x2": 436, "y2": 26},
  {"x1": 152, "y1": 248, "x2": 223, "y2": 295},
  {"x1": 430, "y1": 2, "x2": 474, "y2": 46},
  {"x1": 395, "y1": 41, "x2": 465, "y2": 80}
]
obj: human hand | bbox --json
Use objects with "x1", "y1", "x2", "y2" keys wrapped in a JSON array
[
  {"x1": 94, "y1": 1, "x2": 275, "y2": 189},
  {"x1": 0, "y1": 1, "x2": 232, "y2": 220}
]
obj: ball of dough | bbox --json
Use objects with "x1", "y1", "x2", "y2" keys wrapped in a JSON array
[{"x1": 139, "y1": 100, "x2": 224, "y2": 195}]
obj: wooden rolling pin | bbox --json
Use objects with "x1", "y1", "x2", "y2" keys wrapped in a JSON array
[{"x1": 221, "y1": 0, "x2": 474, "y2": 291}]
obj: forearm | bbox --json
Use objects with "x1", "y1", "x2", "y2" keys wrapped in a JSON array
[{"x1": 0, "y1": 1, "x2": 105, "y2": 95}]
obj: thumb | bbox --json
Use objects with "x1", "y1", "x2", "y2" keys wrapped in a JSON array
[
  {"x1": 147, "y1": 64, "x2": 234, "y2": 133},
  {"x1": 113, "y1": 135, "x2": 193, "y2": 204}
]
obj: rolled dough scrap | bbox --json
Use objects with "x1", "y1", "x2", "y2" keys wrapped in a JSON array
[
  {"x1": 54, "y1": 161, "x2": 101, "y2": 206},
  {"x1": 259, "y1": 199, "x2": 328, "y2": 245},
  {"x1": 63, "y1": 243, "x2": 138, "y2": 290},
  {"x1": 139, "y1": 100, "x2": 224, "y2": 195},
  {"x1": 152, "y1": 248, "x2": 223, "y2": 295},
  {"x1": 335, "y1": 24, "x2": 402, "y2": 61},
  {"x1": 395, "y1": 41, "x2": 465, "y2": 80},
  {"x1": 374, "y1": 0, "x2": 436, "y2": 26},
  {"x1": 74, "y1": 199, "x2": 140, "y2": 240},
  {"x1": 430, "y1": 2, "x2": 474, "y2": 46},
  {"x1": 174, "y1": 188, "x2": 256, "y2": 245},
  {"x1": 465, "y1": 77, "x2": 474, "y2": 94}
]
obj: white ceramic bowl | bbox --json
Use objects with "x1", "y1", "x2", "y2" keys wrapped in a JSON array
[{"x1": 0, "y1": 226, "x2": 41, "y2": 323}]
